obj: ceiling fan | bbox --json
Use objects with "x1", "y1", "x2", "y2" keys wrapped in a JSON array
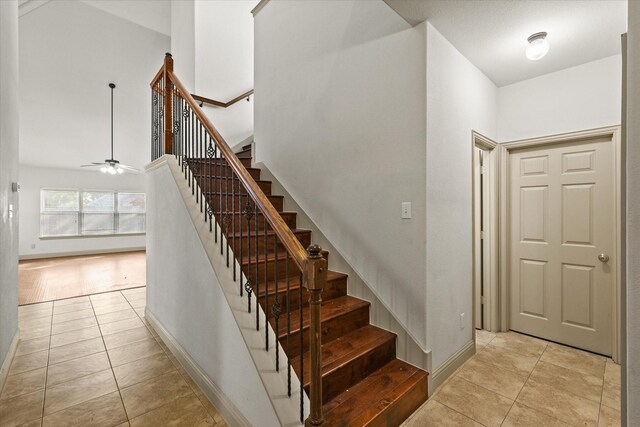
[{"x1": 81, "y1": 83, "x2": 139, "y2": 174}]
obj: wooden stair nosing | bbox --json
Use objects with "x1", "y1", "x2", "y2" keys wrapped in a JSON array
[
  {"x1": 322, "y1": 359, "x2": 427, "y2": 425},
  {"x1": 256, "y1": 270, "x2": 347, "y2": 299}
]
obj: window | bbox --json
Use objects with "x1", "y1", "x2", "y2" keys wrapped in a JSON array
[{"x1": 40, "y1": 189, "x2": 146, "y2": 237}]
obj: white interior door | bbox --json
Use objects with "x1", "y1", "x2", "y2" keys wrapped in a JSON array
[{"x1": 509, "y1": 138, "x2": 614, "y2": 355}]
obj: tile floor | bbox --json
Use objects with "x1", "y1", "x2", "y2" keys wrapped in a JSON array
[
  {"x1": 0, "y1": 287, "x2": 227, "y2": 427},
  {"x1": 403, "y1": 330, "x2": 621, "y2": 427}
]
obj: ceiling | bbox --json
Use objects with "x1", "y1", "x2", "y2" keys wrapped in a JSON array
[
  {"x1": 384, "y1": 0, "x2": 627, "y2": 87},
  {"x1": 19, "y1": 0, "x2": 171, "y2": 36}
]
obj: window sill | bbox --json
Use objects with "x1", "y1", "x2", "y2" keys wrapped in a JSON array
[{"x1": 39, "y1": 233, "x2": 146, "y2": 240}]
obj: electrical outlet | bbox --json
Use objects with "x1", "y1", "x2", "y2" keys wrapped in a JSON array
[
  {"x1": 31, "y1": 243, "x2": 36, "y2": 249},
  {"x1": 460, "y1": 313, "x2": 465, "y2": 329},
  {"x1": 401, "y1": 202, "x2": 412, "y2": 219}
]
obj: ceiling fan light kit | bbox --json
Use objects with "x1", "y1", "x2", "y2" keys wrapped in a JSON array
[
  {"x1": 80, "y1": 83, "x2": 139, "y2": 174},
  {"x1": 526, "y1": 31, "x2": 550, "y2": 61}
]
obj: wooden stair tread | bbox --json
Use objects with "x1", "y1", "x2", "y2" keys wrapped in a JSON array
[
  {"x1": 323, "y1": 359, "x2": 428, "y2": 426},
  {"x1": 240, "y1": 249, "x2": 327, "y2": 266},
  {"x1": 277, "y1": 295, "x2": 369, "y2": 338},
  {"x1": 228, "y1": 228, "x2": 310, "y2": 239},
  {"x1": 291, "y1": 325, "x2": 396, "y2": 387},
  {"x1": 257, "y1": 270, "x2": 347, "y2": 297}
]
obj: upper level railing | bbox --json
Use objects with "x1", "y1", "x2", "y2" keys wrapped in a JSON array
[
  {"x1": 192, "y1": 90, "x2": 253, "y2": 108},
  {"x1": 150, "y1": 53, "x2": 326, "y2": 425}
]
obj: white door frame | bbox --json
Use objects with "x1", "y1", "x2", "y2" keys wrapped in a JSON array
[
  {"x1": 499, "y1": 125, "x2": 622, "y2": 361},
  {"x1": 472, "y1": 131, "x2": 500, "y2": 332}
]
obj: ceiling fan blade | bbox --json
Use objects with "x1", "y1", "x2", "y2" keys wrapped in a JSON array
[{"x1": 80, "y1": 164, "x2": 105, "y2": 168}]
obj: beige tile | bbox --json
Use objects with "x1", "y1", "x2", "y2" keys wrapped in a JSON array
[
  {"x1": 457, "y1": 357, "x2": 528, "y2": 399},
  {"x1": 19, "y1": 324, "x2": 52, "y2": 341},
  {"x1": 502, "y1": 402, "x2": 572, "y2": 427},
  {"x1": 43, "y1": 370, "x2": 117, "y2": 416},
  {"x1": 0, "y1": 368, "x2": 46, "y2": 401},
  {"x1": 128, "y1": 300, "x2": 145, "y2": 309},
  {"x1": 122, "y1": 287, "x2": 146, "y2": 296},
  {"x1": 9, "y1": 351, "x2": 48, "y2": 376},
  {"x1": 19, "y1": 303, "x2": 53, "y2": 316},
  {"x1": 52, "y1": 301, "x2": 93, "y2": 315},
  {"x1": 47, "y1": 352, "x2": 111, "y2": 387},
  {"x1": 474, "y1": 344, "x2": 539, "y2": 377},
  {"x1": 113, "y1": 352, "x2": 175, "y2": 389},
  {"x1": 54, "y1": 296, "x2": 90, "y2": 306},
  {"x1": 90, "y1": 293, "x2": 127, "y2": 305},
  {"x1": 15, "y1": 337, "x2": 50, "y2": 357},
  {"x1": 103, "y1": 326, "x2": 152, "y2": 350},
  {"x1": 516, "y1": 379, "x2": 600, "y2": 426},
  {"x1": 598, "y1": 404, "x2": 621, "y2": 427},
  {"x1": 433, "y1": 376, "x2": 513, "y2": 427},
  {"x1": 129, "y1": 394, "x2": 211, "y2": 427},
  {"x1": 141, "y1": 319, "x2": 158, "y2": 337},
  {"x1": 0, "y1": 389, "x2": 44, "y2": 427},
  {"x1": 17, "y1": 419, "x2": 42, "y2": 427},
  {"x1": 42, "y1": 391, "x2": 126, "y2": 427},
  {"x1": 50, "y1": 326, "x2": 101, "y2": 348},
  {"x1": 107, "y1": 337, "x2": 164, "y2": 367},
  {"x1": 115, "y1": 423, "x2": 130, "y2": 427},
  {"x1": 51, "y1": 309, "x2": 94, "y2": 325},
  {"x1": 50, "y1": 316, "x2": 98, "y2": 335},
  {"x1": 489, "y1": 332, "x2": 547, "y2": 357},
  {"x1": 99, "y1": 317, "x2": 144, "y2": 336},
  {"x1": 19, "y1": 316, "x2": 51, "y2": 332},
  {"x1": 48, "y1": 337, "x2": 105, "y2": 366},
  {"x1": 602, "y1": 360, "x2": 621, "y2": 409},
  {"x1": 120, "y1": 370, "x2": 193, "y2": 419},
  {"x1": 475, "y1": 329, "x2": 496, "y2": 347},
  {"x1": 539, "y1": 343, "x2": 606, "y2": 378},
  {"x1": 93, "y1": 303, "x2": 133, "y2": 316},
  {"x1": 96, "y1": 309, "x2": 138, "y2": 325},
  {"x1": 529, "y1": 361, "x2": 603, "y2": 403},
  {"x1": 403, "y1": 399, "x2": 481, "y2": 426}
]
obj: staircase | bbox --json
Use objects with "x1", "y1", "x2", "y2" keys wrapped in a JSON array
[{"x1": 187, "y1": 144, "x2": 429, "y2": 426}]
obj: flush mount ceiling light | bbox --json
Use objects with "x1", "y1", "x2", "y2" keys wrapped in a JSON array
[
  {"x1": 526, "y1": 32, "x2": 550, "y2": 61},
  {"x1": 81, "y1": 83, "x2": 139, "y2": 174}
]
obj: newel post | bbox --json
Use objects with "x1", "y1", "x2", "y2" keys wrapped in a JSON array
[
  {"x1": 163, "y1": 52, "x2": 174, "y2": 154},
  {"x1": 305, "y1": 244, "x2": 326, "y2": 426}
]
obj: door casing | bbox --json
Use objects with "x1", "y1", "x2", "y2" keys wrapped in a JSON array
[{"x1": 499, "y1": 126, "x2": 622, "y2": 361}]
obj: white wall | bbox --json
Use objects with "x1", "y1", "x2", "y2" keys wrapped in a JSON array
[
  {"x1": 194, "y1": 0, "x2": 257, "y2": 145},
  {"x1": 255, "y1": 0, "x2": 428, "y2": 349},
  {"x1": 146, "y1": 162, "x2": 281, "y2": 427},
  {"x1": 0, "y1": 0, "x2": 19, "y2": 376},
  {"x1": 497, "y1": 55, "x2": 622, "y2": 142},
  {"x1": 625, "y1": 1, "x2": 640, "y2": 424},
  {"x1": 425, "y1": 22, "x2": 498, "y2": 369},
  {"x1": 19, "y1": 0, "x2": 170, "y2": 171},
  {"x1": 19, "y1": 166, "x2": 145, "y2": 258}
]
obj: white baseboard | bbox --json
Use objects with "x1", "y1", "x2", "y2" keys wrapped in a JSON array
[
  {"x1": 0, "y1": 331, "x2": 20, "y2": 394},
  {"x1": 429, "y1": 340, "x2": 475, "y2": 393},
  {"x1": 19, "y1": 247, "x2": 146, "y2": 261},
  {"x1": 145, "y1": 309, "x2": 250, "y2": 427}
]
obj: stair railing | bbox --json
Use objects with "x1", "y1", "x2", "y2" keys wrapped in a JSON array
[{"x1": 151, "y1": 53, "x2": 325, "y2": 426}]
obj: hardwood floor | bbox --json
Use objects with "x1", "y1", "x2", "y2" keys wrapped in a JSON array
[{"x1": 18, "y1": 251, "x2": 146, "y2": 305}]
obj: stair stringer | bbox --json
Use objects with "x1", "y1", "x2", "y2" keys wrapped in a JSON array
[
  {"x1": 145, "y1": 155, "x2": 308, "y2": 427},
  {"x1": 255, "y1": 161, "x2": 432, "y2": 376}
]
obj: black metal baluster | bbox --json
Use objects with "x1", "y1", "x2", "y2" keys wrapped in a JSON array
[
  {"x1": 264, "y1": 219, "x2": 269, "y2": 351},
  {"x1": 273, "y1": 239, "x2": 281, "y2": 371},
  {"x1": 244, "y1": 202, "x2": 253, "y2": 312},
  {"x1": 213, "y1": 140, "x2": 218, "y2": 242},
  {"x1": 220, "y1": 154, "x2": 224, "y2": 256},
  {"x1": 299, "y1": 271, "x2": 304, "y2": 424},
  {"x1": 232, "y1": 170, "x2": 236, "y2": 280},
  {"x1": 286, "y1": 250, "x2": 291, "y2": 396},
  {"x1": 255, "y1": 210, "x2": 260, "y2": 331}
]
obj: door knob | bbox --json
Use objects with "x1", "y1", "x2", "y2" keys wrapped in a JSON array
[{"x1": 598, "y1": 254, "x2": 610, "y2": 263}]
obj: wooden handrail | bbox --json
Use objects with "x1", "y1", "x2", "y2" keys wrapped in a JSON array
[
  {"x1": 153, "y1": 55, "x2": 308, "y2": 272},
  {"x1": 192, "y1": 90, "x2": 253, "y2": 108},
  {"x1": 151, "y1": 53, "x2": 325, "y2": 425}
]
